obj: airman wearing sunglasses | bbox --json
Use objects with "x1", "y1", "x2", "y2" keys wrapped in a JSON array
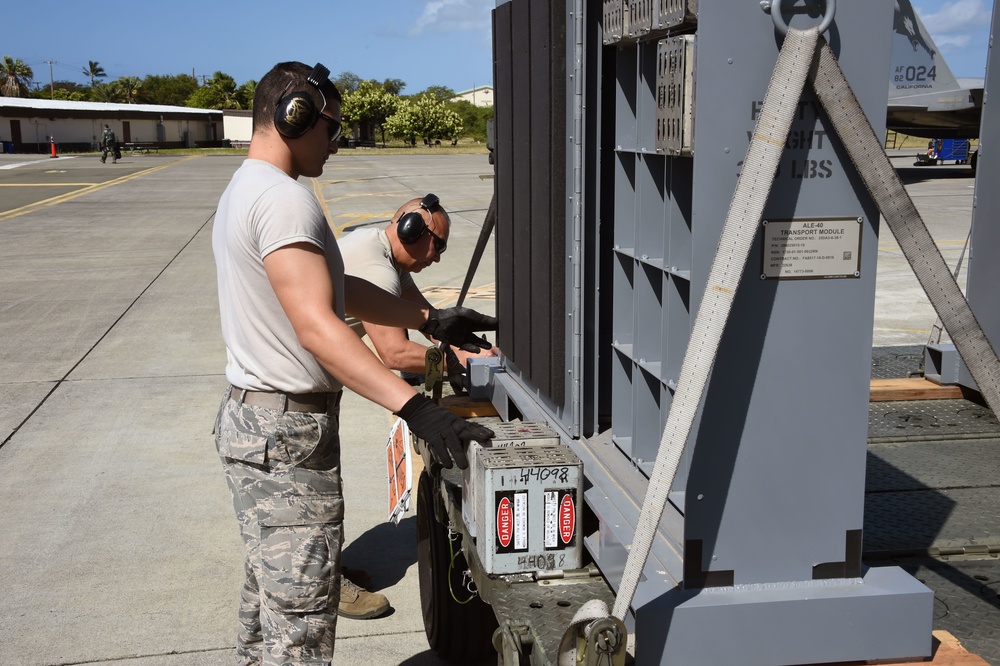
[
  {"x1": 211, "y1": 61, "x2": 497, "y2": 665},
  {"x1": 341, "y1": 197, "x2": 498, "y2": 383}
]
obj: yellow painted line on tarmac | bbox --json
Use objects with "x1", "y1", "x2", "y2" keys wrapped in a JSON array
[
  {"x1": 333, "y1": 212, "x2": 394, "y2": 237},
  {"x1": 325, "y1": 191, "x2": 408, "y2": 203},
  {"x1": 875, "y1": 326, "x2": 931, "y2": 334},
  {"x1": 309, "y1": 186, "x2": 410, "y2": 237},
  {"x1": 0, "y1": 156, "x2": 198, "y2": 223},
  {"x1": 311, "y1": 177, "x2": 337, "y2": 235},
  {"x1": 424, "y1": 283, "x2": 497, "y2": 309},
  {"x1": 0, "y1": 183, "x2": 100, "y2": 187}
]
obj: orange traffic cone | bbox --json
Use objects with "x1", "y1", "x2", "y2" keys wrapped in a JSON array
[{"x1": 50, "y1": 137, "x2": 57, "y2": 158}]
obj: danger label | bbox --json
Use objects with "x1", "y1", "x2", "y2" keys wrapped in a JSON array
[
  {"x1": 496, "y1": 491, "x2": 528, "y2": 553},
  {"x1": 544, "y1": 489, "x2": 576, "y2": 549}
]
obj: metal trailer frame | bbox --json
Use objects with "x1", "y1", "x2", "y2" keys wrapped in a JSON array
[{"x1": 419, "y1": 0, "x2": 1000, "y2": 663}]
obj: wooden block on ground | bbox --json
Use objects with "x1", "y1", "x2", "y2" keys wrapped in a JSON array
[
  {"x1": 814, "y1": 631, "x2": 988, "y2": 665},
  {"x1": 870, "y1": 378, "x2": 965, "y2": 402},
  {"x1": 438, "y1": 395, "x2": 500, "y2": 417}
]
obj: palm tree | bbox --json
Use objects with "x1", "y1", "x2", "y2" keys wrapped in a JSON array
[
  {"x1": 1, "y1": 56, "x2": 34, "y2": 97},
  {"x1": 83, "y1": 60, "x2": 106, "y2": 86},
  {"x1": 117, "y1": 76, "x2": 142, "y2": 103},
  {"x1": 90, "y1": 81, "x2": 120, "y2": 103},
  {"x1": 208, "y1": 72, "x2": 241, "y2": 109},
  {"x1": 237, "y1": 80, "x2": 256, "y2": 110}
]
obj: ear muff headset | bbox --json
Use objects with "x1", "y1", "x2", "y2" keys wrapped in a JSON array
[
  {"x1": 274, "y1": 63, "x2": 331, "y2": 139},
  {"x1": 397, "y1": 193, "x2": 442, "y2": 244}
]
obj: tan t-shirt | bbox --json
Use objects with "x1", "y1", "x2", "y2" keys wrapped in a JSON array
[
  {"x1": 213, "y1": 159, "x2": 345, "y2": 394},
  {"x1": 338, "y1": 227, "x2": 416, "y2": 337}
]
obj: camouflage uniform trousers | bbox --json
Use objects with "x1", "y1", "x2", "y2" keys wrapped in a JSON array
[{"x1": 215, "y1": 390, "x2": 345, "y2": 665}]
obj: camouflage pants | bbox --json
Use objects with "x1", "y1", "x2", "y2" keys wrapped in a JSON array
[{"x1": 215, "y1": 391, "x2": 344, "y2": 666}]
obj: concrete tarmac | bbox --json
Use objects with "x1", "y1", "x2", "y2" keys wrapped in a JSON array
[{"x1": 0, "y1": 148, "x2": 981, "y2": 665}]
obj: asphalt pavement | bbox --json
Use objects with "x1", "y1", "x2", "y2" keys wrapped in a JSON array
[{"x1": 0, "y1": 148, "x2": 986, "y2": 665}]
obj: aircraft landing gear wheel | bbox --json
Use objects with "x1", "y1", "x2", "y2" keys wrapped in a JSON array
[{"x1": 416, "y1": 471, "x2": 498, "y2": 663}]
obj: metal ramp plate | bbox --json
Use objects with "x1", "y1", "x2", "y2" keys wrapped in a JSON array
[
  {"x1": 901, "y1": 559, "x2": 1000, "y2": 664},
  {"x1": 863, "y1": 351, "x2": 1000, "y2": 664},
  {"x1": 491, "y1": 576, "x2": 618, "y2": 665},
  {"x1": 869, "y1": 399, "x2": 1000, "y2": 442}
]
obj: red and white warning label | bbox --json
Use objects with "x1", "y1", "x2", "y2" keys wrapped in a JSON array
[
  {"x1": 496, "y1": 490, "x2": 529, "y2": 553},
  {"x1": 544, "y1": 489, "x2": 576, "y2": 549}
]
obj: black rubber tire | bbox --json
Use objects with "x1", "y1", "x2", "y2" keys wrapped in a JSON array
[{"x1": 416, "y1": 471, "x2": 498, "y2": 662}]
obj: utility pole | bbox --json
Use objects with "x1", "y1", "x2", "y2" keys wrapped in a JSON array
[{"x1": 43, "y1": 60, "x2": 55, "y2": 99}]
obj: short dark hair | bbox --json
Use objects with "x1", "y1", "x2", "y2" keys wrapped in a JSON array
[{"x1": 252, "y1": 61, "x2": 342, "y2": 134}]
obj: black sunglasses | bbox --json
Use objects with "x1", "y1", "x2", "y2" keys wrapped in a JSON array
[
  {"x1": 317, "y1": 114, "x2": 342, "y2": 144},
  {"x1": 425, "y1": 225, "x2": 447, "y2": 254}
]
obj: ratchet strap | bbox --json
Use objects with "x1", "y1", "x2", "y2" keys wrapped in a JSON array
[
  {"x1": 610, "y1": 25, "x2": 1000, "y2": 626},
  {"x1": 808, "y1": 40, "x2": 1000, "y2": 407},
  {"x1": 457, "y1": 194, "x2": 497, "y2": 308}
]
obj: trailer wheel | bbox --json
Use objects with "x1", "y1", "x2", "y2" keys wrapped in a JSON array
[{"x1": 416, "y1": 471, "x2": 498, "y2": 662}]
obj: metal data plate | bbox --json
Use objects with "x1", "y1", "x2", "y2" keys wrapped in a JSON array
[
  {"x1": 760, "y1": 217, "x2": 864, "y2": 280},
  {"x1": 473, "y1": 444, "x2": 584, "y2": 575}
]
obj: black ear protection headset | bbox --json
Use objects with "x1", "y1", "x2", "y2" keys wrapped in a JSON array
[
  {"x1": 273, "y1": 63, "x2": 332, "y2": 139},
  {"x1": 397, "y1": 193, "x2": 442, "y2": 244}
]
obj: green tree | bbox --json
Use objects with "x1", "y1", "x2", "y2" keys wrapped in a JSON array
[
  {"x1": 1, "y1": 56, "x2": 34, "y2": 97},
  {"x1": 115, "y1": 76, "x2": 143, "y2": 103},
  {"x1": 342, "y1": 80, "x2": 401, "y2": 146},
  {"x1": 333, "y1": 71, "x2": 362, "y2": 95},
  {"x1": 90, "y1": 81, "x2": 121, "y2": 103},
  {"x1": 83, "y1": 60, "x2": 106, "y2": 86},
  {"x1": 50, "y1": 88, "x2": 89, "y2": 102},
  {"x1": 186, "y1": 71, "x2": 242, "y2": 109},
  {"x1": 237, "y1": 80, "x2": 257, "y2": 110},
  {"x1": 447, "y1": 99, "x2": 492, "y2": 142},
  {"x1": 30, "y1": 80, "x2": 90, "y2": 101},
  {"x1": 420, "y1": 85, "x2": 456, "y2": 103},
  {"x1": 382, "y1": 78, "x2": 406, "y2": 96},
  {"x1": 141, "y1": 74, "x2": 198, "y2": 106},
  {"x1": 384, "y1": 93, "x2": 463, "y2": 146}
]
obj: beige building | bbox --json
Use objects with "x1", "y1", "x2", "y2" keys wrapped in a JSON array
[
  {"x1": 451, "y1": 86, "x2": 494, "y2": 107},
  {"x1": 222, "y1": 109, "x2": 253, "y2": 145}
]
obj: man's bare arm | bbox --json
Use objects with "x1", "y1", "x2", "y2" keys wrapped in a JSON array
[
  {"x1": 344, "y1": 275, "x2": 430, "y2": 328},
  {"x1": 263, "y1": 243, "x2": 416, "y2": 411}
]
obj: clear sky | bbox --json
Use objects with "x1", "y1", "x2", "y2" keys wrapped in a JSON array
[
  {"x1": 3, "y1": 0, "x2": 995, "y2": 93},
  {"x1": 6, "y1": 0, "x2": 496, "y2": 95}
]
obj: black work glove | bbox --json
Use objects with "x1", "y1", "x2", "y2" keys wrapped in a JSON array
[
  {"x1": 396, "y1": 394, "x2": 494, "y2": 469},
  {"x1": 445, "y1": 346, "x2": 467, "y2": 395},
  {"x1": 420, "y1": 307, "x2": 498, "y2": 354}
]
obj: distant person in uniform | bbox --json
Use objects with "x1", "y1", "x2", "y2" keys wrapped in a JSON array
[{"x1": 100, "y1": 124, "x2": 118, "y2": 164}]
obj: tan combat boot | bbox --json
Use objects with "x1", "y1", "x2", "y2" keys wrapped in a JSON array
[{"x1": 338, "y1": 575, "x2": 390, "y2": 620}]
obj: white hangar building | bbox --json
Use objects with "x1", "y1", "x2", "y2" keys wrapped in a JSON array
[{"x1": 0, "y1": 97, "x2": 224, "y2": 153}]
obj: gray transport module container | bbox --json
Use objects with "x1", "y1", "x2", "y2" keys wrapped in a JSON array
[{"x1": 479, "y1": 0, "x2": 940, "y2": 663}]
